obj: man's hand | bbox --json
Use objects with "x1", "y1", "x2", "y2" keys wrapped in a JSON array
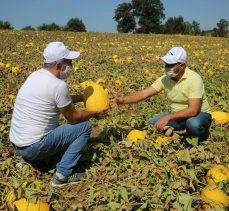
[
  {"x1": 94, "y1": 108, "x2": 108, "y2": 120},
  {"x1": 71, "y1": 94, "x2": 83, "y2": 103},
  {"x1": 109, "y1": 98, "x2": 124, "y2": 108},
  {"x1": 154, "y1": 115, "x2": 170, "y2": 131}
]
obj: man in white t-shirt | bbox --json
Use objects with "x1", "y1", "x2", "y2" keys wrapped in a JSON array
[{"x1": 10, "y1": 41, "x2": 107, "y2": 187}]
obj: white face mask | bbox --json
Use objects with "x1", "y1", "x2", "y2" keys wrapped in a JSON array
[
  {"x1": 165, "y1": 64, "x2": 181, "y2": 78},
  {"x1": 60, "y1": 65, "x2": 73, "y2": 79},
  {"x1": 165, "y1": 67, "x2": 178, "y2": 78}
]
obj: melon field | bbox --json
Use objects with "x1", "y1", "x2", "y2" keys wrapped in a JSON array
[{"x1": 0, "y1": 30, "x2": 228, "y2": 210}]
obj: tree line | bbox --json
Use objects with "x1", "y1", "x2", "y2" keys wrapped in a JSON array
[
  {"x1": 0, "y1": 17, "x2": 86, "y2": 32},
  {"x1": 0, "y1": 0, "x2": 228, "y2": 37},
  {"x1": 113, "y1": 0, "x2": 228, "y2": 37}
]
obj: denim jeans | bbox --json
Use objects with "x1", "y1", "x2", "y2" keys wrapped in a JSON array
[
  {"x1": 13, "y1": 121, "x2": 92, "y2": 176},
  {"x1": 148, "y1": 111, "x2": 212, "y2": 140}
]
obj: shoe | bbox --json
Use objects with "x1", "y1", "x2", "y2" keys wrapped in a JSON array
[
  {"x1": 51, "y1": 172, "x2": 86, "y2": 187},
  {"x1": 16, "y1": 157, "x2": 29, "y2": 168},
  {"x1": 16, "y1": 157, "x2": 53, "y2": 172}
]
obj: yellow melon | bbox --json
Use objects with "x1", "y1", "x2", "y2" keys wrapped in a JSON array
[
  {"x1": 13, "y1": 198, "x2": 49, "y2": 211},
  {"x1": 201, "y1": 187, "x2": 229, "y2": 208},
  {"x1": 82, "y1": 81, "x2": 109, "y2": 111},
  {"x1": 155, "y1": 135, "x2": 169, "y2": 145},
  {"x1": 5, "y1": 63, "x2": 12, "y2": 68},
  {"x1": 206, "y1": 164, "x2": 229, "y2": 185},
  {"x1": 0, "y1": 62, "x2": 5, "y2": 69},
  {"x1": 127, "y1": 130, "x2": 145, "y2": 143},
  {"x1": 211, "y1": 111, "x2": 229, "y2": 125},
  {"x1": 6, "y1": 180, "x2": 49, "y2": 211}
]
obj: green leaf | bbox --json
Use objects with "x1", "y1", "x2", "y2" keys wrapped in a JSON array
[
  {"x1": 177, "y1": 149, "x2": 192, "y2": 163},
  {"x1": 124, "y1": 140, "x2": 133, "y2": 148},
  {"x1": 108, "y1": 202, "x2": 121, "y2": 210},
  {"x1": 92, "y1": 153, "x2": 97, "y2": 161},
  {"x1": 186, "y1": 137, "x2": 198, "y2": 146},
  {"x1": 177, "y1": 193, "x2": 192, "y2": 211},
  {"x1": 120, "y1": 187, "x2": 128, "y2": 201},
  {"x1": 155, "y1": 184, "x2": 162, "y2": 197}
]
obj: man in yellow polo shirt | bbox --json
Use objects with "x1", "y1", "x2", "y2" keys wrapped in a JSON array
[{"x1": 110, "y1": 47, "x2": 212, "y2": 140}]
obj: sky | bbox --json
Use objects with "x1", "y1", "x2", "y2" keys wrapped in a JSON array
[{"x1": 0, "y1": 0, "x2": 228, "y2": 32}]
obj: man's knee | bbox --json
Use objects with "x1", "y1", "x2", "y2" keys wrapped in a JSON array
[
  {"x1": 186, "y1": 118, "x2": 201, "y2": 129},
  {"x1": 186, "y1": 117, "x2": 208, "y2": 138},
  {"x1": 81, "y1": 121, "x2": 92, "y2": 134}
]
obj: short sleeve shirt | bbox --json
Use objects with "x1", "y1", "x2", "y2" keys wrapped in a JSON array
[
  {"x1": 152, "y1": 67, "x2": 211, "y2": 113},
  {"x1": 10, "y1": 69, "x2": 72, "y2": 146}
]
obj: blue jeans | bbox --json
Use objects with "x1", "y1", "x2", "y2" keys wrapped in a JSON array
[
  {"x1": 13, "y1": 121, "x2": 92, "y2": 176},
  {"x1": 148, "y1": 112, "x2": 212, "y2": 140}
]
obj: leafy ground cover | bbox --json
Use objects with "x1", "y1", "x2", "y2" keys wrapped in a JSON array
[{"x1": 0, "y1": 30, "x2": 228, "y2": 210}]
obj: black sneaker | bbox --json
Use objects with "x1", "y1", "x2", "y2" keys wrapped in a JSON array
[{"x1": 51, "y1": 172, "x2": 86, "y2": 187}]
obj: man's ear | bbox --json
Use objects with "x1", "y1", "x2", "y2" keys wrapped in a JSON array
[
  {"x1": 56, "y1": 61, "x2": 63, "y2": 70},
  {"x1": 181, "y1": 63, "x2": 186, "y2": 68}
]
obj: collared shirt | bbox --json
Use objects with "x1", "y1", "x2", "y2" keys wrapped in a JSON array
[{"x1": 151, "y1": 67, "x2": 211, "y2": 113}]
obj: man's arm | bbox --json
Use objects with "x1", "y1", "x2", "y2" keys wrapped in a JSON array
[
  {"x1": 154, "y1": 98, "x2": 201, "y2": 130},
  {"x1": 110, "y1": 86, "x2": 159, "y2": 108},
  {"x1": 59, "y1": 103, "x2": 107, "y2": 124},
  {"x1": 168, "y1": 98, "x2": 201, "y2": 121},
  {"x1": 71, "y1": 94, "x2": 83, "y2": 103}
]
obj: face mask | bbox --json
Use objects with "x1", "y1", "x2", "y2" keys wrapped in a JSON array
[
  {"x1": 165, "y1": 67, "x2": 178, "y2": 78},
  {"x1": 60, "y1": 65, "x2": 73, "y2": 79},
  {"x1": 165, "y1": 64, "x2": 181, "y2": 78}
]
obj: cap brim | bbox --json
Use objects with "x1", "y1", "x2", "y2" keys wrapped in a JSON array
[
  {"x1": 64, "y1": 51, "x2": 80, "y2": 60},
  {"x1": 160, "y1": 55, "x2": 177, "y2": 64}
]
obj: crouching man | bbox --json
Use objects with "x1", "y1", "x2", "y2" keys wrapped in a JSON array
[
  {"x1": 110, "y1": 47, "x2": 211, "y2": 140},
  {"x1": 10, "y1": 42, "x2": 107, "y2": 187}
]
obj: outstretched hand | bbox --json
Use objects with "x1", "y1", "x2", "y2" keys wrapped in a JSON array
[{"x1": 109, "y1": 98, "x2": 124, "y2": 108}]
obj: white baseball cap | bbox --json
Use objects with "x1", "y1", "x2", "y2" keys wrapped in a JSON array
[
  {"x1": 43, "y1": 41, "x2": 80, "y2": 63},
  {"x1": 161, "y1": 47, "x2": 187, "y2": 64}
]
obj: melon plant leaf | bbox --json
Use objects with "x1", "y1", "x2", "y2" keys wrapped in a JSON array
[{"x1": 177, "y1": 149, "x2": 192, "y2": 163}]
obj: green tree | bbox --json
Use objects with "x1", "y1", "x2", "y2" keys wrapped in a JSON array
[
  {"x1": 64, "y1": 18, "x2": 86, "y2": 32},
  {"x1": 212, "y1": 27, "x2": 218, "y2": 37},
  {"x1": 183, "y1": 21, "x2": 192, "y2": 34},
  {"x1": 0, "y1": 20, "x2": 13, "y2": 30},
  {"x1": 215, "y1": 19, "x2": 228, "y2": 37},
  {"x1": 113, "y1": 0, "x2": 165, "y2": 34},
  {"x1": 21, "y1": 25, "x2": 35, "y2": 31},
  {"x1": 113, "y1": 3, "x2": 136, "y2": 33},
  {"x1": 37, "y1": 22, "x2": 61, "y2": 31},
  {"x1": 132, "y1": 0, "x2": 165, "y2": 33},
  {"x1": 164, "y1": 16, "x2": 185, "y2": 34},
  {"x1": 191, "y1": 20, "x2": 201, "y2": 35}
]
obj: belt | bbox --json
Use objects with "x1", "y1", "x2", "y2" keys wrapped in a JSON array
[{"x1": 12, "y1": 143, "x2": 30, "y2": 150}]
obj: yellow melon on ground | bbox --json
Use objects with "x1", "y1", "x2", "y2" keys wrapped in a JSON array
[
  {"x1": 5, "y1": 63, "x2": 12, "y2": 68},
  {"x1": 127, "y1": 130, "x2": 145, "y2": 143},
  {"x1": 206, "y1": 164, "x2": 229, "y2": 185},
  {"x1": 211, "y1": 111, "x2": 229, "y2": 125},
  {"x1": 155, "y1": 135, "x2": 169, "y2": 145},
  {"x1": 0, "y1": 62, "x2": 5, "y2": 69},
  {"x1": 6, "y1": 180, "x2": 49, "y2": 211},
  {"x1": 13, "y1": 198, "x2": 49, "y2": 211},
  {"x1": 201, "y1": 187, "x2": 229, "y2": 208}
]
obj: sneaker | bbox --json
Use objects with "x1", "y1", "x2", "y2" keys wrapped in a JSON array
[
  {"x1": 16, "y1": 157, "x2": 29, "y2": 168},
  {"x1": 51, "y1": 172, "x2": 86, "y2": 187},
  {"x1": 16, "y1": 157, "x2": 51, "y2": 172}
]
